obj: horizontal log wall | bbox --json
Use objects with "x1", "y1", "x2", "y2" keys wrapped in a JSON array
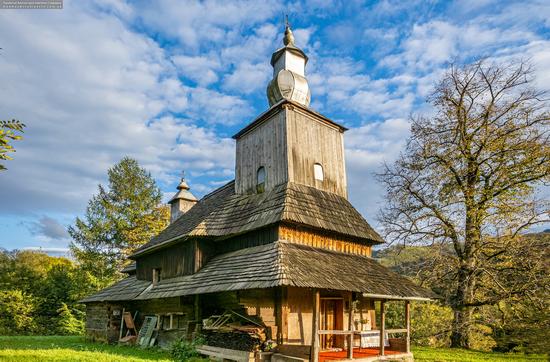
[
  {"x1": 85, "y1": 302, "x2": 122, "y2": 343},
  {"x1": 279, "y1": 224, "x2": 372, "y2": 257}
]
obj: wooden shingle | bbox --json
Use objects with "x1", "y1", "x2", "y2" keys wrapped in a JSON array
[{"x1": 132, "y1": 181, "x2": 384, "y2": 257}]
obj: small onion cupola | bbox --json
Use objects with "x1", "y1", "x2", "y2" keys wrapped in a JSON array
[
  {"x1": 266, "y1": 21, "x2": 311, "y2": 107},
  {"x1": 168, "y1": 174, "x2": 198, "y2": 223}
]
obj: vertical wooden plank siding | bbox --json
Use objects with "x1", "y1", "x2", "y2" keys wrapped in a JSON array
[
  {"x1": 279, "y1": 224, "x2": 372, "y2": 257},
  {"x1": 347, "y1": 294, "x2": 354, "y2": 359},
  {"x1": 235, "y1": 111, "x2": 288, "y2": 194},
  {"x1": 311, "y1": 290, "x2": 320, "y2": 362},
  {"x1": 405, "y1": 300, "x2": 411, "y2": 353},
  {"x1": 380, "y1": 300, "x2": 386, "y2": 356},
  {"x1": 136, "y1": 242, "x2": 194, "y2": 280},
  {"x1": 275, "y1": 287, "x2": 283, "y2": 344},
  {"x1": 286, "y1": 106, "x2": 347, "y2": 198}
]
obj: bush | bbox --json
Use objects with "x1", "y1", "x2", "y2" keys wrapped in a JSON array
[
  {"x1": 170, "y1": 336, "x2": 204, "y2": 362},
  {"x1": 0, "y1": 289, "x2": 36, "y2": 334},
  {"x1": 410, "y1": 302, "x2": 453, "y2": 347},
  {"x1": 56, "y1": 303, "x2": 85, "y2": 335}
]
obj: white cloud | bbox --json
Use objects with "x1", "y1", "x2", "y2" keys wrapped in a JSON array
[
  {"x1": 0, "y1": 4, "x2": 236, "y2": 221},
  {"x1": 345, "y1": 118, "x2": 411, "y2": 222},
  {"x1": 135, "y1": 0, "x2": 279, "y2": 49},
  {"x1": 2, "y1": 0, "x2": 550, "y2": 251},
  {"x1": 172, "y1": 54, "x2": 221, "y2": 86},
  {"x1": 223, "y1": 62, "x2": 271, "y2": 94}
]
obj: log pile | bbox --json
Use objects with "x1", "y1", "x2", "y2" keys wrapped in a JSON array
[
  {"x1": 202, "y1": 326, "x2": 265, "y2": 351},
  {"x1": 201, "y1": 311, "x2": 267, "y2": 351}
]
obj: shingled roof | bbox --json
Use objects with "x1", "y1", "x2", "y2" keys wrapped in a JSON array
[
  {"x1": 132, "y1": 181, "x2": 383, "y2": 257},
  {"x1": 79, "y1": 276, "x2": 150, "y2": 303},
  {"x1": 84, "y1": 241, "x2": 435, "y2": 302}
]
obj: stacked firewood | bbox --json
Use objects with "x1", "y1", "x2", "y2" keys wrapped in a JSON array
[{"x1": 202, "y1": 324, "x2": 266, "y2": 351}]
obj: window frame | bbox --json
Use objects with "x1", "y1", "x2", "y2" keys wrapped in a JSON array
[
  {"x1": 314, "y1": 163, "x2": 324, "y2": 181},
  {"x1": 152, "y1": 268, "x2": 161, "y2": 286},
  {"x1": 257, "y1": 166, "x2": 266, "y2": 193}
]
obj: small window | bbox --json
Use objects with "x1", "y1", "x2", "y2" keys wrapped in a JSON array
[
  {"x1": 152, "y1": 268, "x2": 161, "y2": 286},
  {"x1": 257, "y1": 166, "x2": 266, "y2": 193},
  {"x1": 314, "y1": 163, "x2": 324, "y2": 181}
]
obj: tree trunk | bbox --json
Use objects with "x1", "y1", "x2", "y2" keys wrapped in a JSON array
[
  {"x1": 450, "y1": 302, "x2": 473, "y2": 348},
  {"x1": 450, "y1": 209, "x2": 479, "y2": 348}
]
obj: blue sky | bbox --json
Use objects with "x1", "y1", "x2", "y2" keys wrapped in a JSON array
[{"x1": 0, "y1": 0, "x2": 549, "y2": 252}]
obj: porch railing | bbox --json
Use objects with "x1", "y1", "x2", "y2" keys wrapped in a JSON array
[{"x1": 311, "y1": 292, "x2": 411, "y2": 362}]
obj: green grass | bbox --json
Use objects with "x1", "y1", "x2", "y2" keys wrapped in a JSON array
[
  {"x1": 0, "y1": 335, "x2": 173, "y2": 362},
  {"x1": 0, "y1": 336, "x2": 547, "y2": 361},
  {"x1": 413, "y1": 346, "x2": 548, "y2": 362}
]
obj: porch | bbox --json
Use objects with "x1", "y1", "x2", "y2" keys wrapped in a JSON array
[
  {"x1": 311, "y1": 291, "x2": 413, "y2": 362},
  {"x1": 319, "y1": 348, "x2": 412, "y2": 362}
]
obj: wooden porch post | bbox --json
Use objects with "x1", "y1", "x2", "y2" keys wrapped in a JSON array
[
  {"x1": 405, "y1": 300, "x2": 411, "y2": 353},
  {"x1": 347, "y1": 293, "x2": 354, "y2": 359},
  {"x1": 194, "y1": 294, "x2": 200, "y2": 321},
  {"x1": 311, "y1": 289, "x2": 320, "y2": 362},
  {"x1": 379, "y1": 300, "x2": 385, "y2": 356}
]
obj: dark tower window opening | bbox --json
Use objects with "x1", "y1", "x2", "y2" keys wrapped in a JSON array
[
  {"x1": 152, "y1": 268, "x2": 162, "y2": 286},
  {"x1": 314, "y1": 163, "x2": 324, "y2": 181},
  {"x1": 257, "y1": 166, "x2": 266, "y2": 193}
]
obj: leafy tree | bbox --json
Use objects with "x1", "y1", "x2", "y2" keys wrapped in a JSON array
[
  {"x1": 0, "y1": 249, "x2": 94, "y2": 335},
  {"x1": 379, "y1": 234, "x2": 549, "y2": 352},
  {"x1": 0, "y1": 119, "x2": 25, "y2": 171},
  {"x1": 69, "y1": 157, "x2": 169, "y2": 286},
  {"x1": 56, "y1": 303, "x2": 85, "y2": 335},
  {"x1": 377, "y1": 60, "x2": 549, "y2": 348},
  {"x1": 0, "y1": 289, "x2": 36, "y2": 334}
]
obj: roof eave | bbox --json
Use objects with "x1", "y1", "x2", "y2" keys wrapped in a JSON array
[
  {"x1": 270, "y1": 45, "x2": 309, "y2": 66},
  {"x1": 232, "y1": 99, "x2": 347, "y2": 140},
  {"x1": 361, "y1": 293, "x2": 434, "y2": 302}
]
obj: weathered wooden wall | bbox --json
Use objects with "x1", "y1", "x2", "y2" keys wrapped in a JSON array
[
  {"x1": 279, "y1": 224, "x2": 372, "y2": 257},
  {"x1": 234, "y1": 103, "x2": 347, "y2": 198},
  {"x1": 85, "y1": 297, "x2": 196, "y2": 346},
  {"x1": 85, "y1": 302, "x2": 122, "y2": 343},
  {"x1": 130, "y1": 296, "x2": 194, "y2": 316},
  {"x1": 239, "y1": 289, "x2": 278, "y2": 337},
  {"x1": 135, "y1": 241, "x2": 195, "y2": 280},
  {"x1": 235, "y1": 111, "x2": 288, "y2": 194},
  {"x1": 198, "y1": 289, "x2": 278, "y2": 341},
  {"x1": 285, "y1": 287, "x2": 314, "y2": 346},
  {"x1": 286, "y1": 105, "x2": 347, "y2": 198},
  {"x1": 216, "y1": 226, "x2": 279, "y2": 254}
]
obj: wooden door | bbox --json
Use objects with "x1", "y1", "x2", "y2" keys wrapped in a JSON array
[{"x1": 320, "y1": 299, "x2": 344, "y2": 350}]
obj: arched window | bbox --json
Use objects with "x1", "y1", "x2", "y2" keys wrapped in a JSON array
[
  {"x1": 314, "y1": 163, "x2": 324, "y2": 181},
  {"x1": 257, "y1": 166, "x2": 266, "y2": 193}
]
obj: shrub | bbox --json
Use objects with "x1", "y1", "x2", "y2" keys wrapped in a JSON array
[
  {"x1": 56, "y1": 303, "x2": 85, "y2": 335},
  {"x1": 410, "y1": 302, "x2": 453, "y2": 347},
  {"x1": 0, "y1": 289, "x2": 36, "y2": 334},
  {"x1": 170, "y1": 336, "x2": 205, "y2": 362}
]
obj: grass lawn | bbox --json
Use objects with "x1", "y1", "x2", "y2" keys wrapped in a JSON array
[
  {"x1": 413, "y1": 346, "x2": 548, "y2": 362},
  {"x1": 0, "y1": 335, "x2": 173, "y2": 362},
  {"x1": 0, "y1": 336, "x2": 547, "y2": 361}
]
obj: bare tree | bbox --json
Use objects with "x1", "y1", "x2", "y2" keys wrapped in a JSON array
[{"x1": 377, "y1": 60, "x2": 550, "y2": 348}]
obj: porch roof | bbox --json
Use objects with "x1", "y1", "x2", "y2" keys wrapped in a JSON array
[
  {"x1": 82, "y1": 241, "x2": 436, "y2": 303},
  {"x1": 79, "y1": 275, "x2": 150, "y2": 303}
]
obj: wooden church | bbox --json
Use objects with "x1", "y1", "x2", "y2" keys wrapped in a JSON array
[{"x1": 82, "y1": 24, "x2": 435, "y2": 362}]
